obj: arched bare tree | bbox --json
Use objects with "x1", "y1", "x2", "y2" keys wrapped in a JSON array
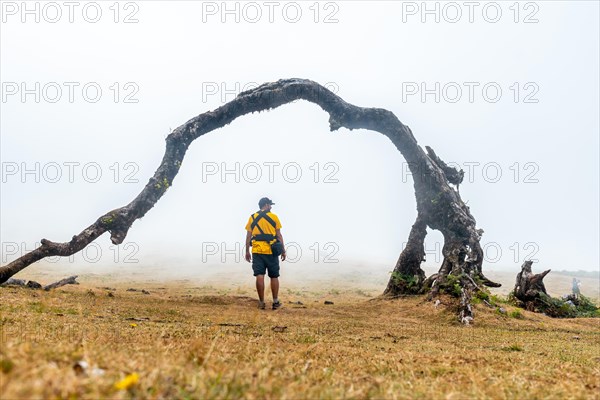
[{"x1": 0, "y1": 78, "x2": 499, "y2": 321}]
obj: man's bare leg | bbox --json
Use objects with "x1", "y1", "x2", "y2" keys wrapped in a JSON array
[
  {"x1": 271, "y1": 277, "x2": 279, "y2": 301},
  {"x1": 256, "y1": 275, "x2": 265, "y2": 302}
]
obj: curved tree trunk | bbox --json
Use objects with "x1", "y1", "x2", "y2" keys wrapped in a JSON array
[
  {"x1": 383, "y1": 145, "x2": 500, "y2": 321},
  {"x1": 0, "y1": 78, "x2": 499, "y2": 322}
]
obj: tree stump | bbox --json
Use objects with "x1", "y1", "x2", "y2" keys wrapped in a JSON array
[{"x1": 513, "y1": 260, "x2": 550, "y2": 310}]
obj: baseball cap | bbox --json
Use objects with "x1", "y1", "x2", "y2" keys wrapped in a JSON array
[{"x1": 258, "y1": 197, "x2": 275, "y2": 208}]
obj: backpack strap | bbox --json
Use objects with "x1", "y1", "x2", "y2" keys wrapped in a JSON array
[
  {"x1": 262, "y1": 213, "x2": 277, "y2": 228},
  {"x1": 251, "y1": 211, "x2": 276, "y2": 231},
  {"x1": 250, "y1": 211, "x2": 277, "y2": 242}
]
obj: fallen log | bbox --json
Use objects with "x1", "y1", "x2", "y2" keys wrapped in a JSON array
[
  {"x1": 43, "y1": 276, "x2": 79, "y2": 291},
  {"x1": 1, "y1": 276, "x2": 79, "y2": 291}
]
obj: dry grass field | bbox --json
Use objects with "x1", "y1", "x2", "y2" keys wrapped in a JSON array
[{"x1": 1, "y1": 275, "x2": 599, "y2": 399}]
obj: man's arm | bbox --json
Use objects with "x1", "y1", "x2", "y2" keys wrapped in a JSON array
[
  {"x1": 276, "y1": 228, "x2": 286, "y2": 261},
  {"x1": 245, "y1": 230, "x2": 252, "y2": 262}
]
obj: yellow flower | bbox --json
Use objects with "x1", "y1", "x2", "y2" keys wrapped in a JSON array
[
  {"x1": 114, "y1": 373, "x2": 139, "y2": 390},
  {"x1": 130, "y1": 323, "x2": 137, "y2": 327}
]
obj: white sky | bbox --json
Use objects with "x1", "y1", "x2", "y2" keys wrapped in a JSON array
[{"x1": 1, "y1": 1, "x2": 598, "y2": 278}]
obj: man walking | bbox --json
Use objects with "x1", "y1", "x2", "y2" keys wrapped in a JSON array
[{"x1": 245, "y1": 197, "x2": 286, "y2": 310}]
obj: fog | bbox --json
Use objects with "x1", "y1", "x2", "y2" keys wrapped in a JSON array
[{"x1": 1, "y1": 1, "x2": 598, "y2": 286}]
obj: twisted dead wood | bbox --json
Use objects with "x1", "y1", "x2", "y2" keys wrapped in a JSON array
[{"x1": 513, "y1": 260, "x2": 551, "y2": 311}]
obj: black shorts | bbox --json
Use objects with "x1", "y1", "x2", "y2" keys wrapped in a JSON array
[{"x1": 252, "y1": 253, "x2": 280, "y2": 278}]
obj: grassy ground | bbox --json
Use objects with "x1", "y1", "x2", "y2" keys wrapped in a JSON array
[{"x1": 1, "y1": 281, "x2": 599, "y2": 399}]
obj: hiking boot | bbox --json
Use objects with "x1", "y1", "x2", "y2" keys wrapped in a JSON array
[
  {"x1": 272, "y1": 301, "x2": 282, "y2": 310},
  {"x1": 258, "y1": 301, "x2": 266, "y2": 310}
]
